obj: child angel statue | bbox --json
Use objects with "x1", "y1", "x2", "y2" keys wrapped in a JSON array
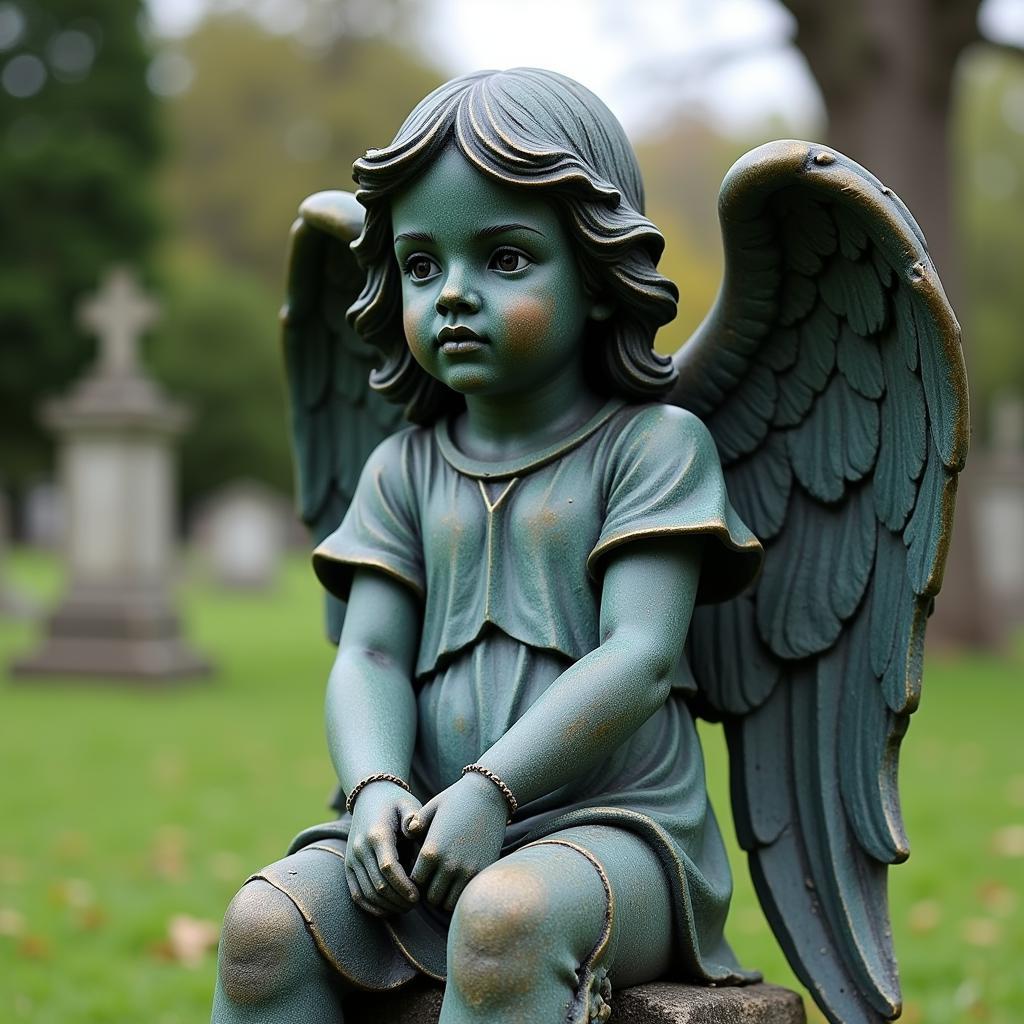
[{"x1": 211, "y1": 69, "x2": 967, "y2": 1024}]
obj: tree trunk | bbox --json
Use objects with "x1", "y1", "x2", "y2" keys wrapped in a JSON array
[{"x1": 783, "y1": 0, "x2": 1000, "y2": 648}]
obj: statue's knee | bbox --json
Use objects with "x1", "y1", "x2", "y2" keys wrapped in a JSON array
[
  {"x1": 448, "y1": 862, "x2": 556, "y2": 1007},
  {"x1": 218, "y1": 880, "x2": 309, "y2": 1005}
]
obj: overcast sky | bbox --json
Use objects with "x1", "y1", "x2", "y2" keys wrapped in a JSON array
[{"x1": 145, "y1": 0, "x2": 1024, "y2": 138}]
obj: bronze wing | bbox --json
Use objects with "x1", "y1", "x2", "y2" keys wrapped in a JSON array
[
  {"x1": 672, "y1": 141, "x2": 969, "y2": 1023},
  {"x1": 281, "y1": 190, "x2": 406, "y2": 641}
]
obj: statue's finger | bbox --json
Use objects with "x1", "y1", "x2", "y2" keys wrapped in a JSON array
[
  {"x1": 345, "y1": 863, "x2": 386, "y2": 918},
  {"x1": 348, "y1": 856, "x2": 389, "y2": 912},
  {"x1": 410, "y1": 844, "x2": 438, "y2": 887},
  {"x1": 425, "y1": 863, "x2": 455, "y2": 908},
  {"x1": 443, "y1": 872, "x2": 470, "y2": 914},
  {"x1": 403, "y1": 798, "x2": 436, "y2": 838},
  {"x1": 373, "y1": 835, "x2": 419, "y2": 904},
  {"x1": 361, "y1": 849, "x2": 409, "y2": 912}
]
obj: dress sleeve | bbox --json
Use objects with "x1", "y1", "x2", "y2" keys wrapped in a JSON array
[
  {"x1": 311, "y1": 431, "x2": 425, "y2": 603},
  {"x1": 588, "y1": 405, "x2": 763, "y2": 604}
]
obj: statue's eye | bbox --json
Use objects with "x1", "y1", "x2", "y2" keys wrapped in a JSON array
[
  {"x1": 489, "y1": 248, "x2": 531, "y2": 274},
  {"x1": 405, "y1": 255, "x2": 440, "y2": 281}
]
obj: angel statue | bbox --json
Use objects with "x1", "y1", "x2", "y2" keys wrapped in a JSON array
[{"x1": 210, "y1": 69, "x2": 968, "y2": 1024}]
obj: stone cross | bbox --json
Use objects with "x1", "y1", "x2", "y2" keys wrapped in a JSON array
[
  {"x1": 76, "y1": 266, "x2": 160, "y2": 377},
  {"x1": 11, "y1": 265, "x2": 208, "y2": 681}
]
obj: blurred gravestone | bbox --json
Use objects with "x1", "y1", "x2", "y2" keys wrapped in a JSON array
[
  {"x1": 11, "y1": 267, "x2": 209, "y2": 682},
  {"x1": 192, "y1": 481, "x2": 290, "y2": 590},
  {"x1": 976, "y1": 396, "x2": 1024, "y2": 631}
]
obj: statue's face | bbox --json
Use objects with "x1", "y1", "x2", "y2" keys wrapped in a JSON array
[{"x1": 391, "y1": 147, "x2": 599, "y2": 398}]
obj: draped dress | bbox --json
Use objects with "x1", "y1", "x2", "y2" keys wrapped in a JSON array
[{"x1": 255, "y1": 398, "x2": 764, "y2": 990}]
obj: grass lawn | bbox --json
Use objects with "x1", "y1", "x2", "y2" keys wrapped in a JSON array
[{"x1": 1, "y1": 549, "x2": 1022, "y2": 1023}]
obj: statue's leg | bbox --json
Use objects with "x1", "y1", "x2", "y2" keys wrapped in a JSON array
[
  {"x1": 212, "y1": 841, "x2": 417, "y2": 1024},
  {"x1": 212, "y1": 879, "x2": 345, "y2": 1024},
  {"x1": 440, "y1": 824, "x2": 674, "y2": 1024}
]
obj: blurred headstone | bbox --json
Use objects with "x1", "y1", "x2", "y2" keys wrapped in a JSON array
[
  {"x1": 0, "y1": 489, "x2": 36, "y2": 619},
  {"x1": 23, "y1": 481, "x2": 64, "y2": 548},
  {"x1": 11, "y1": 267, "x2": 210, "y2": 682},
  {"x1": 192, "y1": 481, "x2": 290, "y2": 590},
  {"x1": 975, "y1": 396, "x2": 1024, "y2": 632}
]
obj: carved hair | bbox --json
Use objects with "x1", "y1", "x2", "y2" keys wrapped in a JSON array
[{"x1": 348, "y1": 67, "x2": 679, "y2": 423}]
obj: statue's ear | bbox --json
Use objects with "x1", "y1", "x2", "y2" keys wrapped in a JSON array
[{"x1": 588, "y1": 300, "x2": 614, "y2": 322}]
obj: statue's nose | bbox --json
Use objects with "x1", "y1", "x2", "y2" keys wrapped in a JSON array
[{"x1": 436, "y1": 272, "x2": 482, "y2": 316}]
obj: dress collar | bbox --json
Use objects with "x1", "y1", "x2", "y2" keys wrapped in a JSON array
[{"x1": 435, "y1": 398, "x2": 625, "y2": 480}]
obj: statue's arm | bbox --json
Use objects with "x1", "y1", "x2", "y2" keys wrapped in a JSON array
[
  {"x1": 405, "y1": 536, "x2": 702, "y2": 909},
  {"x1": 325, "y1": 567, "x2": 421, "y2": 794},
  {"x1": 326, "y1": 568, "x2": 423, "y2": 916},
  {"x1": 480, "y1": 535, "x2": 702, "y2": 804}
]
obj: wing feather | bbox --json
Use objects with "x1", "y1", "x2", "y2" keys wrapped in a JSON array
[
  {"x1": 282, "y1": 190, "x2": 406, "y2": 641},
  {"x1": 670, "y1": 141, "x2": 968, "y2": 1024}
]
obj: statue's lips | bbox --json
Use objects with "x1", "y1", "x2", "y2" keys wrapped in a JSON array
[{"x1": 437, "y1": 325, "x2": 486, "y2": 354}]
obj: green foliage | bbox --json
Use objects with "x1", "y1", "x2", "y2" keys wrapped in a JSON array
[
  {"x1": 0, "y1": 0, "x2": 162, "y2": 491},
  {"x1": 0, "y1": 551, "x2": 1021, "y2": 1021},
  {"x1": 133, "y1": 11, "x2": 444, "y2": 507},
  {"x1": 161, "y1": 13, "x2": 443, "y2": 286},
  {"x1": 147, "y1": 249, "x2": 293, "y2": 506}
]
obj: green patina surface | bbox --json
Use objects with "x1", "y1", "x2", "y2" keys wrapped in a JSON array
[{"x1": 262, "y1": 66, "x2": 969, "y2": 1024}]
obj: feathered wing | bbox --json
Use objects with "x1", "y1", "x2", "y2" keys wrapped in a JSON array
[
  {"x1": 672, "y1": 141, "x2": 968, "y2": 1024},
  {"x1": 281, "y1": 191, "x2": 406, "y2": 642}
]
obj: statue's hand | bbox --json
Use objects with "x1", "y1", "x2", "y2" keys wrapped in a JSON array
[
  {"x1": 405, "y1": 772, "x2": 508, "y2": 913},
  {"x1": 345, "y1": 781, "x2": 422, "y2": 917}
]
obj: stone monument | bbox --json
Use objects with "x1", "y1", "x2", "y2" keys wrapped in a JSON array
[
  {"x1": 11, "y1": 267, "x2": 209, "y2": 681},
  {"x1": 192, "y1": 480, "x2": 290, "y2": 590}
]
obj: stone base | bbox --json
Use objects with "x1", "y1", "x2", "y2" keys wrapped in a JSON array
[
  {"x1": 346, "y1": 980, "x2": 806, "y2": 1023},
  {"x1": 9, "y1": 581, "x2": 210, "y2": 683}
]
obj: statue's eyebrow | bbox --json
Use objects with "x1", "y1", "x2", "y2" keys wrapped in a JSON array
[
  {"x1": 476, "y1": 222, "x2": 544, "y2": 240},
  {"x1": 394, "y1": 230, "x2": 436, "y2": 245}
]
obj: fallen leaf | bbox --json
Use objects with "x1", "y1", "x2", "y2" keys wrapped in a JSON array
[
  {"x1": 150, "y1": 826, "x2": 189, "y2": 881},
  {"x1": 991, "y1": 825, "x2": 1024, "y2": 858},
  {"x1": 17, "y1": 934, "x2": 51, "y2": 960},
  {"x1": 75, "y1": 905, "x2": 108, "y2": 931},
  {"x1": 166, "y1": 914, "x2": 219, "y2": 967},
  {"x1": 962, "y1": 917, "x2": 1001, "y2": 948},
  {"x1": 977, "y1": 880, "x2": 1018, "y2": 918},
  {"x1": 0, "y1": 907, "x2": 25, "y2": 937},
  {"x1": 149, "y1": 938, "x2": 175, "y2": 963},
  {"x1": 907, "y1": 899, "x2": 942, "y2": 934},
  {"x1": 49, "y1": 878, "x2": 95, "y2": 910}
]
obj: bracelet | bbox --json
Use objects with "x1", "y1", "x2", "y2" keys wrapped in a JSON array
[
  {"x1": 345, "y1": 773, "x2": 411, "y2": 814},
  {"x1": 462, "y1": 763, "x2": 518, "y2": 820}
]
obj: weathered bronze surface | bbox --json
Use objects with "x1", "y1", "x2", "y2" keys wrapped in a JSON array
[{"x1": 211, "y1": 69, "x2": 968, "y2": 1024}]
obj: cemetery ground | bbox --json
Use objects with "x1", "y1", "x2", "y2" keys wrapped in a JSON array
[{"x1": 0, "y1": 551, "x2": 1022, "y2": 1024}]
